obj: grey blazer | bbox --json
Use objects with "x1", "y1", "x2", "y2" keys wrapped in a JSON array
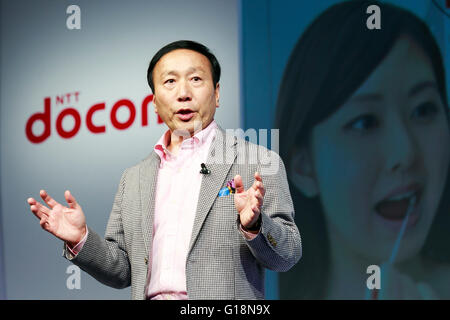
[{"x1": 63, "y1": 126, "x2": 302, "y2": 299}]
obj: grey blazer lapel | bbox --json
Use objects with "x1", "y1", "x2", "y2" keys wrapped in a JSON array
[
  {"x1": 140, "y1": 151, "x2": 161, "y2": 254},
  {"x1": 188, "y1": 126, "x2": 237, "y2": 253}
]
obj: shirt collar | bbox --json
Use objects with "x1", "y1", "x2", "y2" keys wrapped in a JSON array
[{"x1": 154, "y1": 119, "x2": 217, "y2": 162}]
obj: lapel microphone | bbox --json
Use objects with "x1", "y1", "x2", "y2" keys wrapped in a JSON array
[{"x1": 200, "y1": 163, "x2": 211, "y2": 174}]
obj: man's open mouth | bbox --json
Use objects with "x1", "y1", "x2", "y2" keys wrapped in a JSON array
[
  {"x1": 176, "y1": 108, "x2": 195, "y2": 121},
  {"x1": 177, "y1": 108, "x2": 194, "y2": 114}
]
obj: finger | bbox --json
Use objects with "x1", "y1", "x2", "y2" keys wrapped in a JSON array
[
  {"x1": 40, "y1": 190, "x2": 59, "y2": 209},
  {"x1": 255, "y1": 191, "x2": 263, "y2": 207},
  {"x1": 234, "y1": 175, "x2": 245, "y2": 193},
  {"x1": 255, "y1": 189, "x2": 263, "y2": 200},
  {"x1": 257, "y1": 182, "x2": 265, "y2": 197},
  {"x1": 65, "y1": 190, "x2": 78, "y2": 209},
  {"x1": 28, "y1": 198, "x2": 50, "y2": 219},
  {"x1": 249, "y1": 196, "x2": 260, "y2": 212},
  {"x1": 29, "y1": 204, "x2": 43, "y2": 220},
  {"x1": 39, "y1": 215, "x2": 50, "y2": 231},
  {"x1": 254, "y1": 172, "x2": 264, "y2": 191},
  {"x1": 31, "y1": 203, "x2": 51, "y2": 220},
  {"x1": 252, "y1": 179, "x2": 265, "y2": 194},
  {"x1": 251, "y1": 203, "x2": 260, "y2": 214},
  {"x1": 27, "y1": 197, "x2": 39, "y2": 214}
]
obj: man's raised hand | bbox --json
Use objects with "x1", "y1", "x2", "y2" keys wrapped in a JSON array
[
  {"x1": 234, "y1": 172, "x2": 265, "y2": 232},
  {"x1": 27, "y1": 190, "x2": 87, "y2": 247}
]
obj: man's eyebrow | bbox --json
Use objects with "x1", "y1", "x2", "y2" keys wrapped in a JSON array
[
  {"x1": 161, "y1": 67, "x2": 206, "y2": 78},
  {"x1": 409, "y1": 80, "x2": 438, "y2": 97},
  {"x1": 161, "y1": 70, "x2": 178, "y2": 78},
  {"x1": 186, "y1": 66, "x2": 207, "y2": 74}
]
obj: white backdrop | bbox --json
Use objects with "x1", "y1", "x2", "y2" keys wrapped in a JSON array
[{"x1": 0, "y1": 0, "x2": 240, "y2": 299}]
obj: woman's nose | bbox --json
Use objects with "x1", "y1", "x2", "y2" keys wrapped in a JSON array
[{"x1": 384, "y1": 118, "x2": 419, "y2": 174}]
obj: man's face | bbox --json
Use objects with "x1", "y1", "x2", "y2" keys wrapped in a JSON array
[{"x1": 152, "y1": 49, "x2": 219, "y2": 135}]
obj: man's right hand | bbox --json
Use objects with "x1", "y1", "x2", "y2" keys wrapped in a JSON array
[{"x1": 27, "y1": 190, "x2": 87, "y2": 247}]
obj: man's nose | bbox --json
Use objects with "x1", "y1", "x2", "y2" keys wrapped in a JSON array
[
  {"x1": 177, "y1": 80, "x2": 192, "y2": 102},
  {"x1": 384, "y1": 117, "x2": 419, "y2": 174}
]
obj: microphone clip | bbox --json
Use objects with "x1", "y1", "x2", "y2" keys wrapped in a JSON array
[{"x1": 200, "y1": 163, "x2": 211, "y2": 174}]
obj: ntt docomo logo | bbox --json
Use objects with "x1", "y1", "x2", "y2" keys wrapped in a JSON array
[{"x1": 25, "y1": 91, "x2": 163, "y2": 144}]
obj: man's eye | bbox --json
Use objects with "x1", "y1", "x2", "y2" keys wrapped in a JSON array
[
  {"x1": 165, "y1": 79, "x2": 175, "y2": 84},
  {"x1": 344, "y1": 114, "x2": 379, "y2": 132},
  {"x1": 411, "y1": 101, "x2": 439, "y2": 122},
  {"x1": 192, "y1": 77, "x2": 201, "y2": 81}
]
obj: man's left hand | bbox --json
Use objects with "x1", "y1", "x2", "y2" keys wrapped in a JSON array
[{"x1": 234, "y1": 172, "x2": 265, "y2": 231}]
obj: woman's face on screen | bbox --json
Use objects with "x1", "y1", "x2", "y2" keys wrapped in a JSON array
[{"x1": 304, "y1": 36, "x2": 450, "y2": 263}]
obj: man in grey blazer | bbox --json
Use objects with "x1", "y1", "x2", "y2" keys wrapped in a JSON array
[{"x1": 27, "y1": 40, "x2": 302, "y2": 300}]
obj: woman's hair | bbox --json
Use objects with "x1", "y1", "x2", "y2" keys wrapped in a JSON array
[{"x1": 275, "y1": 0, "x2": 450, "y2": 299}]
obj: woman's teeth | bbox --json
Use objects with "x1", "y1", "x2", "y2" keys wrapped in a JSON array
[{"x1": 385, "y1": 190, "x2": 416, "y2": 202}]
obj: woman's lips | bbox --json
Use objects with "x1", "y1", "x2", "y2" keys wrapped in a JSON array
[
  {"x1": 373, "y1": 203, "x2": 420, "y2": 231},
  {"x1": 376, "y1": 197, "x2": 412, "y2": 220},
  {"x1": 373, "y1": 186, "x2": 422, "y2": 230}
]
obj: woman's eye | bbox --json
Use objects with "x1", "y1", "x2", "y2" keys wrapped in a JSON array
[
  {"x1": 344, "y1": 114, "x2": 379, "y2": 132},
  {"x1": 411, "y1": 101, "x2": 439, "y2": 122}
]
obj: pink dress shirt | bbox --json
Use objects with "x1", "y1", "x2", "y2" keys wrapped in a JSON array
[
  {"x1": 66, "y1": 119, "x2": 258, "y2": 300},
  {"x1": 147, "y1": 120, "x2": 218, "y2": 299}
]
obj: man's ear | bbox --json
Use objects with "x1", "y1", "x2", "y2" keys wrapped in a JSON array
[
  {"x1": 215, "y1": 82, "x2": 220, "y2": 108},
  {"x1": 153, "y1": 94, "x2": 158, "y2": 114},
  {"x1": 289, "y1": 147, "x2": 319, "y2": 198}
]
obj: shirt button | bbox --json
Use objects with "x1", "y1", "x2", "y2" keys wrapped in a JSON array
[{"x1": 144, "y1": 257, "x2": 148, "y2": 265}]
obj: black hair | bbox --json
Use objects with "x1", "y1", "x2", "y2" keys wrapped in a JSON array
[
  {"x1": 275, "y1": 0, "x2": 450, "y2": 299},
  {"x1": 146, "y1": 40, "x2": 221, "y2": 93}
]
